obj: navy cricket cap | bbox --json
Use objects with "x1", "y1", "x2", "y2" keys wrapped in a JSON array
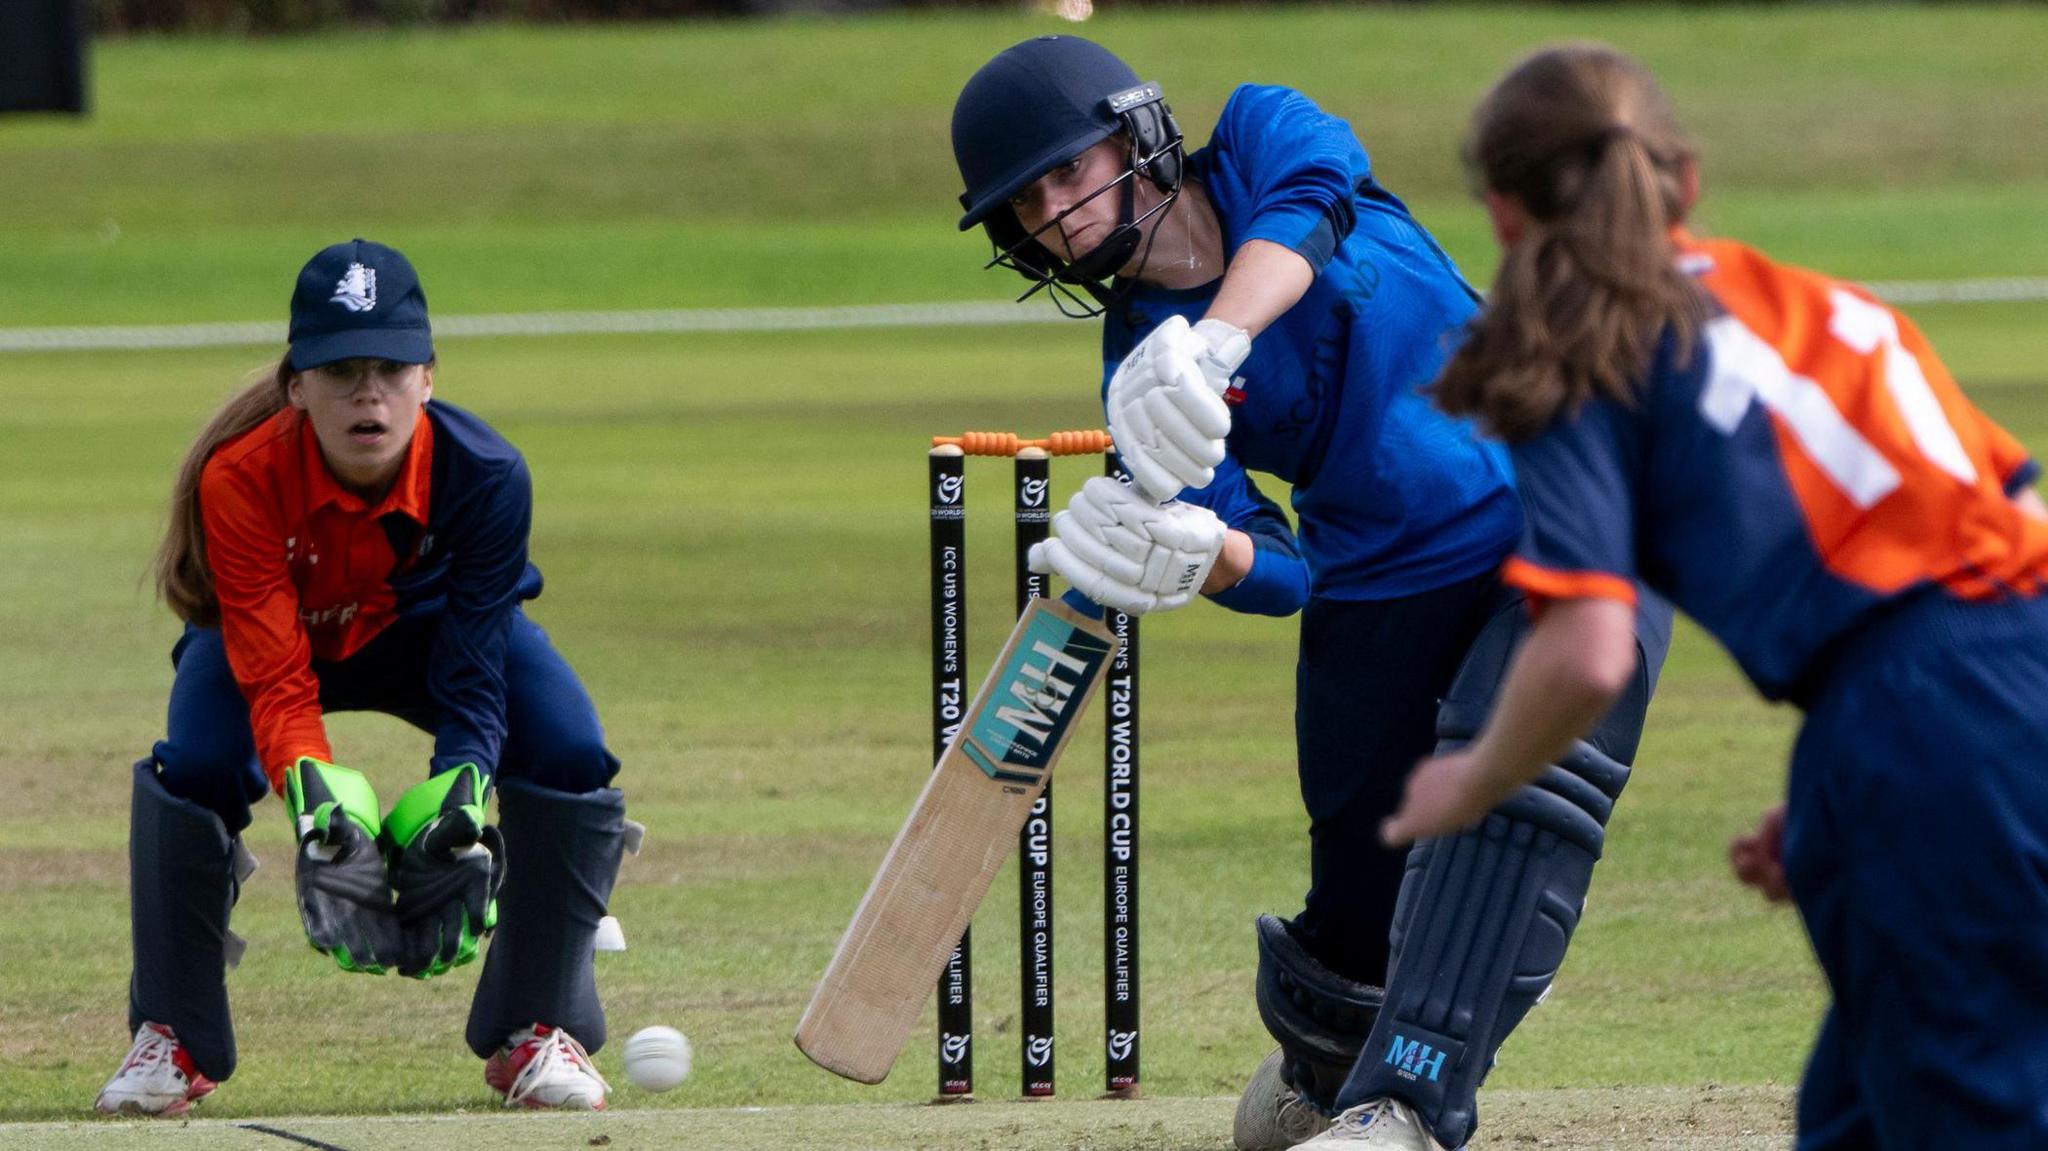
[
  {"x1": 952, "y1": 36, "x2": 1144, "y2": 230},
  {"x1": 286, "y1": 238, "x2": 434, "y2": 371}
]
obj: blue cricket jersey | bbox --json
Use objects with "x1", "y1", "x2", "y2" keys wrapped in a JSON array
[{"x1": 1101, "y1": 84, "x2": 1522, "y2": 614}]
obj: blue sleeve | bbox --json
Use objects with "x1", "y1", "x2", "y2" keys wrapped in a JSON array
[
  {"x1": 1210, "y1": 84, "x2": 1363, "y2": 275},
  {"x1": 426, "y1": 456, "x2": 532, "y2": 778},
  {"x1": 1502, "y1": 396, "x2": 1643, "y2": 604},
  {"x1": 1182, "y1": 455, "x2": 1309, "y2": 617}
]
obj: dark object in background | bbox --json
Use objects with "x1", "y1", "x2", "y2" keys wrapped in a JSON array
[{"x1": 0, "y1": 1, "x2": 88, "y2": 114}]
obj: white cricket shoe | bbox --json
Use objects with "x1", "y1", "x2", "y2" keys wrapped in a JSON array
[
  {"x1": 1234, "y1": 1048, "x2": 1335, "y2": 1150},
  {"x1": 94, "y1": 1022, "x2": 217, "y2": 1117},
  {"x1": 1288, "y1": 1097, "x2": 1447, "y2": 1150},
  {"x1": 484, "y1": 1024, "x2": 610, "y2": 1110}
]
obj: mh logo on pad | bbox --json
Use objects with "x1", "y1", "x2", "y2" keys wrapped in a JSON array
[
  {"x1": 1384, "y1": 1035, "x2": 1445, "y2": 1082},
  {"x1": 962, "y1": 611, "x2": 1112, "y2": 785}
]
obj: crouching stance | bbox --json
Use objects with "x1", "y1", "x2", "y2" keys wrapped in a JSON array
[{"x1": 98, "y1": 240, "x2": 631, "y2": 1116}]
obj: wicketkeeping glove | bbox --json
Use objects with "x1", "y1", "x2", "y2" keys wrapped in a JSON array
[
  {"x1": 284, "y1": 757, "x2": 402, "y2": 975},
  {"x1": 1028, "y1": 474, "x2": 1228, "y2": 616},
  {"x1": 382, "y1": 763, "x2": 505, "y2": 980},
  {"x1": 1105, "y1": 314, "x2": 1250, "y2": 503}
]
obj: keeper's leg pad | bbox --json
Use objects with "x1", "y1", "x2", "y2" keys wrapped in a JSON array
[
  {"x1": 1253, "y1": 913, "x2": 1384, "y2": 1111},
  {"x1": 465, "y1": 779, "x2": 627, "y2": 1059},
  {"x1": 127, "y1": 759, "x2": 252, "y2": 1082}
]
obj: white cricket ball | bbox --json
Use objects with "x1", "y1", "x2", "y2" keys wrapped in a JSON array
[{"x1": 622, "y1": 1025, "x2": 692, "y2": 1092}]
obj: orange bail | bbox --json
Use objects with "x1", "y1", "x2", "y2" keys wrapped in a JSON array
[{"x1": 932, "y1": 430, "x2": 1114, "y2": 457}]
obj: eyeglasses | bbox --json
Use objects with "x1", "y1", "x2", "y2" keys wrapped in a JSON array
[{"x1": 302, "y1": 360, "x2": 424, "y2": 397}]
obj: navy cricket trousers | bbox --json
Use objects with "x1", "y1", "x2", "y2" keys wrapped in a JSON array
[
  {"x1": 153, "y1": 609, "x2": 619, "y2": 833},
  {"x1": 1787, "y1": 594, "x2": 2048, "y2": 1150}
]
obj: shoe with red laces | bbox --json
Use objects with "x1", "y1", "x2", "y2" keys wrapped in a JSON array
[
  {"x1": 483, "y1": 1024, "x2": 610, "y2": 1110},
  {"x1": 94, "y1": 1023, "x2": 217, "y2": 1117}
]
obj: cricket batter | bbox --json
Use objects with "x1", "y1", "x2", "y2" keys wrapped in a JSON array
[
  {"x1": 97, "y1": 240, "x2": 629, "y2": 1115},
  {"x1": 951, "y1": 36, "x2": 1672, "y2": 1151},
  {"x1": 1388, "y1": 44, "x2": 2048, "y2": 1151}
]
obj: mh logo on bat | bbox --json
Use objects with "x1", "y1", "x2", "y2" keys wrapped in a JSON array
[{"x1": 962, "y1": 611, "x2": 1113, "y2": 785}]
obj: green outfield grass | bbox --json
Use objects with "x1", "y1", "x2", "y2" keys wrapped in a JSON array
[
  {"x1": 0, "y1": 320, "x2": 1822, "y2": 1128},
  {"x1": 1, "y1": 3, "x2": 2043, "y2": 1142}
]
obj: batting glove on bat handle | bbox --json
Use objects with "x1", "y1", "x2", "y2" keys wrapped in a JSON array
[{"x1": 1029, "y1": 476, "x2": 1227, "y2": 616}]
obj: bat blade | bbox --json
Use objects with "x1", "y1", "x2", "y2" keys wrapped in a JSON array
[{"x1": 795, "y1": 597, "x2": 1118, "y2": 1084}]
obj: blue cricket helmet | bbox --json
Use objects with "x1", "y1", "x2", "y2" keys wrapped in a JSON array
[{"x1": 951, "y1": 36, "x2": 1183, "y2": 316}]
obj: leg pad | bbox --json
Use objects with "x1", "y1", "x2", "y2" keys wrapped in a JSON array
[
  {"x1": 128, "y1": 760, "x2": 245, "y2": 1082},
  {"x1": 466, "y1": 780, "x2": 627, "y2": 1058},
  {"x1": 1254, "y1": 913, "x2": 1383, "y2": 1111}
]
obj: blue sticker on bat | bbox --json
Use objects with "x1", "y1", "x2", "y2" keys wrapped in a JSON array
[{"x1": 961, "y1": 610, "x2": 1114, "y2": 785}]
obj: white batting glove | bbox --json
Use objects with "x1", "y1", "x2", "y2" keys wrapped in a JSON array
[
  {"x1": 1106, "y1": 315, "x2": 1251, "y2": 503},
  {"x1": 1027, "y1": 475, "x2": 1228, "y2": 616}
]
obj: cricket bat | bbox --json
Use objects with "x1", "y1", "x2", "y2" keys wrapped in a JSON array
[{"x1": 795, "y1": 596, "x2": 1119, "y2": 1084}]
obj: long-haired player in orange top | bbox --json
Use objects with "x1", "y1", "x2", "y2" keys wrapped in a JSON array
[
  {"x1": 97, "y1": 240, "x2": 629, "y2": 1117},
  {"x1": 1378, "y1": 44, "x2": 2048, "y2": 1151}
]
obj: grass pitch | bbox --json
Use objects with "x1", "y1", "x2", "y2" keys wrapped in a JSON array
[
  {"x1": 1, "y1": 4, "x2": 2043, "y2": 1146},
  {"x1": 3, "y1": 1088, "x2": 1794, "y2": 1150}
]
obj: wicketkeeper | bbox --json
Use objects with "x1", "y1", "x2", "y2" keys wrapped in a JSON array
[
  {"x1": 98, "y1": 239, "x2": 633, "y2": 1116},
  {"x1": 950, "y1": 37, "x2": 1674, "y2": 1151}
]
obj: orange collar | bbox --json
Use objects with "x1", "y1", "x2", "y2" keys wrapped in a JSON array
[{"x1": 298, "y1": 407, "x2": 434, "y2": 524}]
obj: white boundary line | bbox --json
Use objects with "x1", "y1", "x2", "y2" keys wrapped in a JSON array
[
  {"x1": 0, "y1": 301, "x2": 1063, "y2": 354},
  {"x1": 1864, "y1": 276, "x2": 2048, "y2": 304},
  {"x1": 0, "y1": 280, "x2": 2041, "y2": 355}
]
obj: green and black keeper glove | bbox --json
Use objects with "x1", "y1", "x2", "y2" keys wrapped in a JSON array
[
  {"x1": 284, "y1": 757, "x2": 403, "y2": 975},
  {"x1": 382, "y1": 763, "x2": 505, "y2": 979}
]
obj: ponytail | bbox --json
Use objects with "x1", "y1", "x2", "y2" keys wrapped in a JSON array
[
  {"x1": 1435, "y1": 44, "x2": 1704, "y2": 442},
  {"x1": 154, "y1": 359, "x2": 292, "y2": 625}
]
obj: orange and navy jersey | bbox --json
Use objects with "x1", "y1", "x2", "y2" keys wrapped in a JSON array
[
  {"x1": 199, "y1": 400, "x2": 540, "y2": 789},
  {"x1": 1503, "y1": 233, "x2": 2048, "y2": 700}
]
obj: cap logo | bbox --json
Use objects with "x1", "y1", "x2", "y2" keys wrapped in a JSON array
[{"x1": 330, "y1": 263, "x2": 378, "y2": 314}]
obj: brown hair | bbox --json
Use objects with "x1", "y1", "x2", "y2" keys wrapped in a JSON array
[
  {"x1": 154, "y1": 358, "x2": 293, "y2": 625},
  {"x1": 1435, "y1": 43, "x2": 1705, "y2": 441}
]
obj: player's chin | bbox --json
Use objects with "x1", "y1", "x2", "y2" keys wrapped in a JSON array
[{"x1": 1065, "y1": 226, "x2": 1106, "y2": 262}]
